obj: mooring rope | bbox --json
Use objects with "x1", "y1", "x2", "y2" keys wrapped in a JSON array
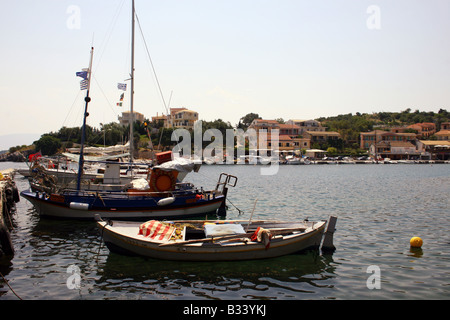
[{"x1": 0, "y1": 271, "x2": 22, "y2": 300}]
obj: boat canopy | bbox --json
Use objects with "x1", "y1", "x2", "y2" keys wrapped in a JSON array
[{"x1": 153, "y1": 157, "x2": 197, "y2": 173}]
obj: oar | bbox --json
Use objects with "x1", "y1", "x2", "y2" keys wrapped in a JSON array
[
  {"x1": 158, "y1": 226, "x2": 307, "y2": 247},
  {"x1": 245, "y1": 198, "x2": 258, "y2": 233},
  {"x1": 158, "y1": 232, "x2": 254, "y2": 247}
]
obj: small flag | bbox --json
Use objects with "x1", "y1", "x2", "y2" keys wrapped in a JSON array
[
  {"x1": 28, "y1": 151, "x2": 42, "y2": 162},
  {"x1": 117, "y1": 83, "x2": 127, "y2": 91},
  {"x1": 80, "y1": 79, "x2": 89, "y2": 90},
  {"x1": 119, "y1": 93, "x2": 124, "y2": 101},
  {"x1": 117, "y1": 102, "x2": 123, "y2": 107},
  {"x1": 76, "y1": 71, "x2": 88, "y2": 80}
]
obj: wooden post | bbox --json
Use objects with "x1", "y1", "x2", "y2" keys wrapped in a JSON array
[{"x1": 321, "y1": 216, "x2": 337, "y2": 253}]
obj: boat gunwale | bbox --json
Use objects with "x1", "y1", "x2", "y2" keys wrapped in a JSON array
[{"x1": 98, "y1": 220, "x2": 326, "y2": 253}]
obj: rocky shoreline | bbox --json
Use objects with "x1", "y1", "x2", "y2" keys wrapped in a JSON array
[{"x1": 0, "y1": 150, "x2": 32, "y2": 162}]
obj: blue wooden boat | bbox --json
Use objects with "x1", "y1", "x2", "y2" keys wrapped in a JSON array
[{"x1": 20, "y1": 174, "x2": 234, "y2": 220}]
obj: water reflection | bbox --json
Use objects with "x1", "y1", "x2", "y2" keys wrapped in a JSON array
[
  {"x1": 97, "y1": 250, "x2": 337, "y2": 299},
  {"x1": 408, "y1": 247, "x2": 424, "y2": 258}
]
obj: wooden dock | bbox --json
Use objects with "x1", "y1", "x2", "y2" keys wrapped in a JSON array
[{"x1": 0, "y1": 169, "x2": 20, "y2": 257}]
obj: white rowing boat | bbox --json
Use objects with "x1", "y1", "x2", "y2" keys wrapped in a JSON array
[{"x1": 96, "y1": 216, "x2": 337, "y2": 261}]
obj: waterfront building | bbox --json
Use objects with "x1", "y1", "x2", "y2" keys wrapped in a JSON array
[
  {"x1": 171, "y1": 109, "x2": 198, "y2": 129},
  {"x1": 441, "y1": 122, "x2": 450, "y2": 130},
  {"x1": 407, "y1": 122, "x2": 436, "y2": 138},
  {"x1": 151, "y1": 107, "x2": 199, "y2": 129},
  {"x1": 417, "y1": 140, "x2": 450, "y2": 160},
  {"x1": 369, "y1": 141, "x2": 420, "y2": 160},
  {"x1": 435, "y1": 127, "x2": 450, "y2": 141},
  {"x1": 285, "y1": 119, "x2": 325, "y2": 134},
  {"x1": 118, "y1": 111, "x2": 145, "y2": 126},
  {"x1": 249, "y1": 119, "x2": 312, "y2": 155},
  {"x1": 360, "y1": 130, "x2": 416, "y2": 150},
  {"x1": 278, "y1": 123, "x2": 300, "y2": 137},
  {"x1": 303, "y1": 131, "x2": 341, "y2": 144},
  {"x1": 248, "y1": 119, "x2": 280, "y2": 133}
]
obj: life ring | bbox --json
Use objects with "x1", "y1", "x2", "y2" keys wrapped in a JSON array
[{"x1": 149, "y1": 168, "x2": 177, "y2": 192}]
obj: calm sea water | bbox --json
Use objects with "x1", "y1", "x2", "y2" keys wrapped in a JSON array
[{"x1": 1, "y1": 161, "x2": 449, "y2": 300}]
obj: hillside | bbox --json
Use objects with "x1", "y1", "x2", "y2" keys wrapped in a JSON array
[
  {"x1": 1, "y1": 109, "x2": 449, "y2": 160},
  {"x1": 316, "y1": 108, "x2": 449, "y2": 144}
]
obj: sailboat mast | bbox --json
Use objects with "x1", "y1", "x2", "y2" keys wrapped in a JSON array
[
  {"x1": 76, "y1": 46, "x2": 94, "y2": 191},
  {"x1": 129, "y1": 0, "x2": 135, "y2": 163}
]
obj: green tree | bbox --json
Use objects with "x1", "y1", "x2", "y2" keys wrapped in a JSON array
[
  {"x1": 239, "y1": 113, "x2": 260, "y2": 129},
  {"x1": 34, "y1": 135, "x2": 62, "y2": 155},
  {"x1": 327, "y1": 147, "x2": 338, "y2": 155}
]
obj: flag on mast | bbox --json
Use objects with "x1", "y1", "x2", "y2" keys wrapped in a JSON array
[
  {"x1": 117, "y1": 93, "x2": 125, "y2": 107},
  {"x1": 117, "y1": 83, "x2": 127, "y2": 91},
  {"x1": 80, "y1": 79, "x2": 89, "y2": 90},
  {"x1": 76, "y1": 71, "x2": 88, "y2": 80},
  {"x1": 77, "y1": 69, "x2": 89, "y2": 90}
]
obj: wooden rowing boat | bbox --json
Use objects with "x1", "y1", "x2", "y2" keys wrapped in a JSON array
[{"x1": 96, "y1": 216, "x2": 337, "y2": 261}]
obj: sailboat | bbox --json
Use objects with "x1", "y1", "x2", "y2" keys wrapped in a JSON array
[{"x1": 20, "y1": 1, "x2": 238, "y2": 220}]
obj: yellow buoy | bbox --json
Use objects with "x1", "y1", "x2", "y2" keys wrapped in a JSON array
[{"x1": 410, "y1": 237, "x2": 423, "y2": 248}]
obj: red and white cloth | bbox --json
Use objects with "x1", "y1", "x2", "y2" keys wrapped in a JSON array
[
  {"x1": 138, "y1": 220, "x2": 175, "y2": 241},
  {"x1": 251, "y1": 227, "x2": 272, "y2": 249}
]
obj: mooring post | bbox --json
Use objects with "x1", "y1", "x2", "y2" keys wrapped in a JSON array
[{"x1": 321, "y1": 216, "x2": 337, "y2": 253}]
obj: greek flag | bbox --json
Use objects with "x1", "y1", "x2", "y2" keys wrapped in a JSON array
[
  {"x1": 117, "y1": 83, "x2": 127, "y2": 91},
  {"x1": 80, "y1": 79, "x2": 89, "y2": 90},
  {"x1": 76, "y1": 71, "x2": 88, "y2": 80}
]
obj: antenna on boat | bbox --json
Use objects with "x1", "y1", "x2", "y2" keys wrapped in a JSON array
[{"x1": 76, "y1": 46, "x2": 94, "y2": 191}]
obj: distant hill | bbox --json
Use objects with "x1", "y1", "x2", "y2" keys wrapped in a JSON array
[{"x1": 0, "y1": 133, "x2": 41, "y2": 152}]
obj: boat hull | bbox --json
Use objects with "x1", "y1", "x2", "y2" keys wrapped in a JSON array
[
  {"x1": 21, "y1": 190, "x2": 224, "y2": 220},
  {"x1": 97, "y1": 220, "x2": 326, "y2": 261}
]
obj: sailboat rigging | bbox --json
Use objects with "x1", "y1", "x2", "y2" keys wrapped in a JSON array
[
  {"x1": 20, "y1": 0, "x2": 238, "y2": 220},
  {"x1": 129, "y1": 0, "x2": 135, "y2": 164},
  {"x1": 76, "y1": 46, "x2": 94, "y2": 191}
]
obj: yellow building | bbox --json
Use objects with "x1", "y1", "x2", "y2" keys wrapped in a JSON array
[
  {"x1": 118, "y1": 111, "x2": 145, "y2": 126},
  {"x1": 151, "y1": 108, "x2": 199, "y2": 129}
]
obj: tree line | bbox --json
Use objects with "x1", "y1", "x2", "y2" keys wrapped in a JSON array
[{"x1": 12, "y1": 108, "x2": 450, "y2": 156}]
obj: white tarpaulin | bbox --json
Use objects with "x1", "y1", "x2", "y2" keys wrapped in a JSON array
[
  {"x1": 67, "y1": 142, "x2": 130, "y2": 154},
  {"x1": 153, "y1": 157, "x2": 196, "y2": 172}
]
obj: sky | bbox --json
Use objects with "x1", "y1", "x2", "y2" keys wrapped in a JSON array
[{"x1": 1, "y1": 0, "x2": 450, "y2": 150}]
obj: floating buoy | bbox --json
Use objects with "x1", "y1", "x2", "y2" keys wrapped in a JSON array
[
  {"x1": 410, "y1": 236, "x2": 423, "y2": 248},
  {"x1": 69, "y1": 202, "x2": 90, "y2": 210},
  {"x1": 157, "y1": 197, "x2": 175, "y2": 206}
]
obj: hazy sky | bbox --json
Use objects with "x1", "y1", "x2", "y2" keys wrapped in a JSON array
[{"x1": 1, "y1": 0, "x2": 449, "y2": 149}]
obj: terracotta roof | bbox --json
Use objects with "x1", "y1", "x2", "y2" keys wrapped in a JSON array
[
  {"x1": 278, "y1": 123, "x2": 300, "y2": 128},
  {"x1": 306, "y1": 131, "x2": 340, "y2": 136},
  {"x1": 253, "y1": 119, "x2": 279, "y2": 123},
  {"x1": 266, "y1": 134, "x2": 292, "y2": 141},
  {"x1": 419, "y1": 140, "x2": 450, "y2": 146}
]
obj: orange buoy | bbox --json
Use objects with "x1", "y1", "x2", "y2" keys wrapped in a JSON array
[{"x1": 410, "y1": 237, "x2": 423, "y2": 248}]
